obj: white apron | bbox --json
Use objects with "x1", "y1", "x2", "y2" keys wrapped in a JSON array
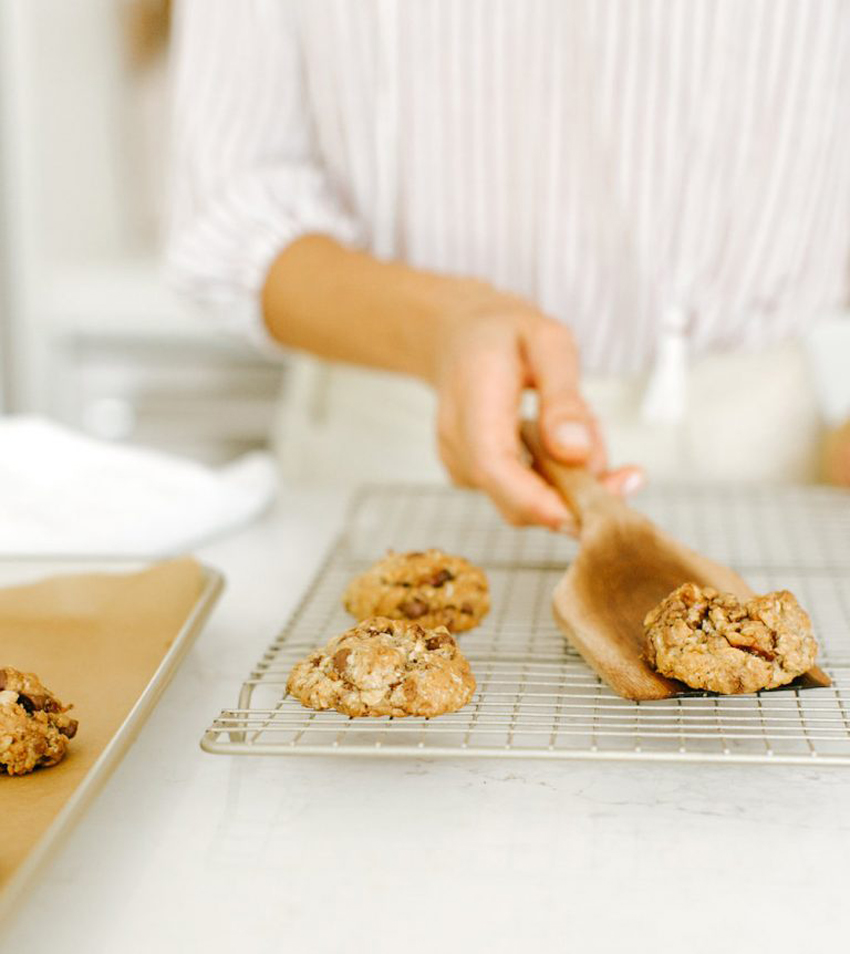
[{"x1": 272, "y1": 340, "x2": 822, "y2": 486}]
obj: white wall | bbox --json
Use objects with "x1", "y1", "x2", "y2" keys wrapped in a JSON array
[
  {"x1": 0, "y1": 0, "x2": 282, "y2": 457},
  {"x1": 14, "y1": 0, "x2": 131, "y2": 265}
]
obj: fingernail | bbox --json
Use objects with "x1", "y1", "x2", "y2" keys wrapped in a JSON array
[
  {"x1": 622, "y1": 472, "x2": 644, "y2": 495},
  {"x1": 554, "y1": 422, "x2": 592, "y2": 455}
]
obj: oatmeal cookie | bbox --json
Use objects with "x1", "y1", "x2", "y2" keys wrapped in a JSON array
[
  {"x1": 343, "y1": 549, "x2": 489, "y2": 632},
  {"x1": 644, "y1": 583, "x2": 818, "y2": 694},
  {"x1": 0, "y1": 668, "x2": 78, "y2": 776},
  {"x1": 287, "y1": 617, "x2": 476, "y2": 717}
]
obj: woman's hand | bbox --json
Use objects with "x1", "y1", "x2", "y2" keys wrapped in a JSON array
[
  {"x1": 429, "y1": 281, "x2": 643, "y2": 531},
  {"x1": 262, "y1": 237, "x2": 642, "y2": 528}
]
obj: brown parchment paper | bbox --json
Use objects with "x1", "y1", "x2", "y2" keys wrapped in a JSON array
[{"x1": 0, "y1": 557, "x2": 205, "y2": 893}]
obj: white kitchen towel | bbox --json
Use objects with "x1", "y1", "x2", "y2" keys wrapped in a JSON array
[{"x1": 0, "y1": 416, "x2": 278, "y2": 557}]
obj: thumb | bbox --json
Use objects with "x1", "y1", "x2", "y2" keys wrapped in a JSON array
[
  {"x1": 524, "y1": 319, "x2": 597, "y2": 465},
  {"x1": 542, "y1": 404, "x2": 595, "y2": 464}
]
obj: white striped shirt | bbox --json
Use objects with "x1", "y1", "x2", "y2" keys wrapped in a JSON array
[{"x1": 167, "y1": 0, "x2": 850, "y2": 375}]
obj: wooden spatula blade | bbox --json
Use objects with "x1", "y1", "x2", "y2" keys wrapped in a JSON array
[
  {"x1": 552, "y1": 513, "x2": 756, "y2": 699},
  {"x1": 521, "y1": 420, "x2": 831, "y2": 700},
  {"x1": 553, "y1": 575, "x2": 682, "y2": 700}
]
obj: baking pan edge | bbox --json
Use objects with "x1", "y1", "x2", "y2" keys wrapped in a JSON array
[{"x1": 0, "y1": 563, "x2": 225, "y2": 924}]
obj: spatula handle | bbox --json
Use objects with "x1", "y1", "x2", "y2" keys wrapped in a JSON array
[{"x1": 520, "y1": 419, "x2": 626, "y2": 529}]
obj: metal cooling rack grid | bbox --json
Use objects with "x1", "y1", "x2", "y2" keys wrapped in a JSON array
[{"x1": 202, "y1": 483, "x2": 850, "y2": 764}]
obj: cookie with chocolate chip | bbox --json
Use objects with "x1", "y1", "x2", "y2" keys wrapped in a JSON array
[
  {"x1": 343, "y1": 549, "x2": 489, "y2": 632},
  {"x1": 644, "y1": 583, "x2": 818, "y2": 694},
  {"x1": 0, "y1": 668, "x2": 78, "y2": 776},
  {"x1": 287, "y1": 617, "x2": 476, "y2": 717}
]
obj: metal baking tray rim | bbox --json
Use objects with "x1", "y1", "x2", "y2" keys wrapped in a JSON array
[{"x1": 0, "y1": 562, "x2": 224, "y2": 925}]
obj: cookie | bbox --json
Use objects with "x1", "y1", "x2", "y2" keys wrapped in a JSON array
[
  {"x1": 644, "y1": 583, "x2": 818, "y2": 694},
  {"x1": 343, "y1": 549, "x2": 489, "y2": 632},
  {"x1": 287, "y1": 617, "x2": 476, "y2": 717},
  {"x1": 0, "y1": 668, "x2": 78, "y2": 776}
]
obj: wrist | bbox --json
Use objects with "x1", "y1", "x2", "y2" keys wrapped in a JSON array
[{"x1": 412, "y1": 276, "x2": 545, "y2": 385}]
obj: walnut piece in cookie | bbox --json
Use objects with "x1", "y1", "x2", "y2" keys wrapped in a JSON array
[
  {"x1": 287, "y1": 617, "x2": 476, "y2": 717},
  {"x1": 644, "y1": 583, "x2": 818, "y2": 694},
  {"x1": 343, "y1": 549, "x2": 490, "y2": 633},
  {"x1": 0, "y1": 667, "x2": 78, "y2": 776}
]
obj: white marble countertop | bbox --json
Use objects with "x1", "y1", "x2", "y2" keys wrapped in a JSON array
[{"x1": 4, "y1": 488, "x2": 850, "y2": 953}]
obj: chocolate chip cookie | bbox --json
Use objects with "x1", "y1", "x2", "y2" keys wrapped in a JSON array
[
  {"x1": 644, "y1": 583, "x2": 818, "y2": 694},
  {"x1": 287, "y1": 617, "x2": 477, "y2": 717},
  {"x1": 343, "y1": 549, "x2": 489, "y2": 633},
  {"x1": 0, "y1": 668, "x2": 78, "y2": 776}
]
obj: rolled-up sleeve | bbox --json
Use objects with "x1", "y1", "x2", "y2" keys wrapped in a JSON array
[{"x1": 165, "y1": 0, "x2": 362, "y2": 350}]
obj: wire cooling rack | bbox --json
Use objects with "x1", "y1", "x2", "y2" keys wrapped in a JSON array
[{"x1": 202, "y1": 484, "x2": 850, "y2": 765}]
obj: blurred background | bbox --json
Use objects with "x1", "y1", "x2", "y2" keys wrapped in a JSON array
[
  {"x1": 0, "y1": 0, "x2": 848, "y2": 471},
  {"x1": 0, "y1": 0, "x2": 282, "y2": 465}
]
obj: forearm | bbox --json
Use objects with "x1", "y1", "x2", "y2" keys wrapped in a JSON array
[
  {"x1": 262, "y1": 234, "x2": 471, "y2": 381},
  {"x1": 261, "y1": 232, "x2": 642, "y2": 527}
]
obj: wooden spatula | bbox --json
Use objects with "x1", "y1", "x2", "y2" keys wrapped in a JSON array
[{"x1": 521, "y1": 420, "x2": 831, "y2": 700}]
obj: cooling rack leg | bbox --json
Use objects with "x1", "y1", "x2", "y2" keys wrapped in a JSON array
[{"x1": 229, "y1": 682, "x2": 257, "y2": 744}]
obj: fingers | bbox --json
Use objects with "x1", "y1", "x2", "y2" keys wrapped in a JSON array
[
  {"x1": 437, "y1": 334, "x2": 575, "y2": 530},
  {"x1": 435, "y1": 310, "x2": 640, "y2": 533},
  {"x1": 601, "y1": 465, "x2": 645, "y2": 497},
  {"x1": 522, "y1": 319, "x2": 608, "y2": 473},
  {"x1": 481, "y1": 462, "x2": 644, "y2": 528},
  {"x1": 440, "y1": 430, "x2": 577, "y2": 530},
  {"x1": 478, "y1": 455, "x2": 576, "y2": 530}
]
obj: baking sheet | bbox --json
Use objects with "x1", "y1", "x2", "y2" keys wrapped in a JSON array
[{"x1": 0, "y1": 557, "x2": 223, "y2": 923}]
